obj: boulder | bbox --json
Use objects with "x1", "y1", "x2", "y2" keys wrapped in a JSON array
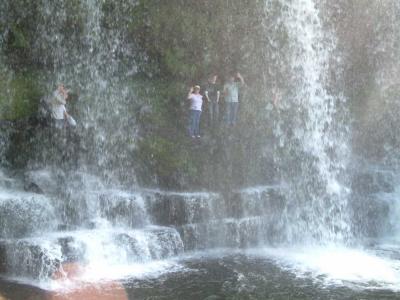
[{"x1": 0, "y1": 192, "x2": 57, "y2": 238}]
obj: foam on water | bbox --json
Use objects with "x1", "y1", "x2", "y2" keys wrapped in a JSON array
[
  {"x1": 249, "y1": 246, "x2": 400, "y2": 291},
  {"x1": 78, "y1": 260, "x2": 183, "y2": 283},
  {"x1": 43, "y1": 260, "x2": 185, "y2": 293},
  {"x1": 3, "y1": 259, "x2": 184, "y2": 292}
]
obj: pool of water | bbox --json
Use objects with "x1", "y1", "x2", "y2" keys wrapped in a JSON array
[{"x1": 1, "y1": 245, "x2": 400, "y2": 300}]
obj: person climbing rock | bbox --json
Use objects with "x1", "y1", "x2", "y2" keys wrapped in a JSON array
[
  {"x1": 51, "y1": 84, "x2": 76, "y2": 129},
  {"x1": 223, "y1": 72, "x2": 245, "y2": 126},
  {"x1": 204, "y1": 74, "x2": 220, "y2": 126},
  {"x1": 187, "y1": 85, "x2": 203, "y2": 138}
]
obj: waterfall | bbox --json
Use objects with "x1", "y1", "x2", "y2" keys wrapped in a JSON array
[
  {"x1": 1, "y1": 1, "x2": 353, "y2": 285},
  {"x1": 274, "y1": 0, "x2": 351, "y2": 244},
  {"x1": 0, "y1": 0, "x2": 186, "y2": 286},
  {"x1": 32, "y1": 0, "x2": 140, "y2": 179},
  {"x1": 2, "y1": 0, "x2": 400, "y2": 295}
]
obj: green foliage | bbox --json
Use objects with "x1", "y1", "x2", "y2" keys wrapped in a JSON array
[
  {"x1": 128, "y1": 0, "x2": 265, "y2": 81},
  {"x1": 9, "y1": 25, "x2": 29, "y2": 50},
  {"x1": 1, "y1": 0, "x2": 40, "y2": 68},
  {"x1": 136, "y1": 135, "x2": 198, "y2": 188},
  {"x1": 64, "y1": 0, "x2": 86, "y2": 35},
  {"x1": 0, "y1": 71, "x2": 44, "y2": 120}
]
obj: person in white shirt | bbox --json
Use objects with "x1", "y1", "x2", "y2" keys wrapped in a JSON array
[
  {"x1": 187, "y1": 85, "x2": 203, "y2": 138},
  {"x1": 51, "y1": 84, "x2": 75, "y2": 128}
]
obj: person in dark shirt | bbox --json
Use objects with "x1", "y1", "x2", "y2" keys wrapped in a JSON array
[{"x1": 204, "y1": 74, "x2": 220, "y2": 126}]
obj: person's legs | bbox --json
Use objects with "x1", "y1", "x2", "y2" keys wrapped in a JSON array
[
  {"x1": 232, "y1": 102, "x2": 239, "y2": 125},
  {"x1": 226, "y1": 102, "x2": 232, "y2": 125},
  {"x1": 209, "y1": 102, "x2": 214, "y2": 125},
  {"x1": 194, "y1": 110, "x2": 201, "y2": 136},
  {"x1": 214, "y1": 102, "x2": 219, "y2": 124},
  {"x1": 188, "y1": 110, "x2": 196, "y2": 137},
  {"x1": 53, "y1": 119, "x2": 65, "y2": 130}
]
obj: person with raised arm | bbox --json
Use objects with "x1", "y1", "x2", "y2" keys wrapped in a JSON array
[
  {"x1": 223, "y1": 72, "x2": 245, "y2": 126},
  {"x1": 187, "y1": 85, "x2": 203, "y2": 138},
  {"x1": 51, "y1": 84, "x2": 76, "y2": 128}
]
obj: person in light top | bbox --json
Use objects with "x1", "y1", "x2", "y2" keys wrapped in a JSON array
[
  {"x1": 51, "y1": 84, "x2": 76, "y2": 128},
  {"x1": 187, "y1": 85, "x2": 203, "y2": 138},
  {"x1": 223, "y1": 72, "x2": 245, "y2": 126}
]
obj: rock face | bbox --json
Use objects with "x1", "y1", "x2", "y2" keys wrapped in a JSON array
[
  {"x1": 0, "y1": 169, "x2": 290, "y2": 281},
  {"x1": 2, "y1": 0, "x2": 400, "y2": 189},
  {"x1": 0, "y1": 243, "x2": 6, "y2": 273},
  {"x1": 351, "y1": 170, "x2": 395, "y2": 195},
  {"x1": 0, "y1": 166, "x2": 398, "y2": 282},
  {"x1": 351, "y1": 194, "x2": 391, "y2": 238},
  {"x1": 0, "y1": 191, "x2": 57, "y2": 239},
  {"x1": 350, "y1": 167, "x2": 397, "y2": 239},
  {"x1": 144, "y1": 188, "x2": 288, "y2": 250},
  {"x1": 0, "y1": 122, "x2": 12, "y2": 168},
  {"x1": 2, "y1": 240, "x2": 61, "y2": 280}
]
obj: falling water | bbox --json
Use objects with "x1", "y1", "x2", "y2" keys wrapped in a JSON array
[
  {"x1": 275, "y1": 0, "x2": 351, "y2": 244},
  {"x1": 0, "y1": 0, "x2": 186, "y2": 286},
  {"x1": 33, "y1": 0, "x2": 140, "y2": 179}
]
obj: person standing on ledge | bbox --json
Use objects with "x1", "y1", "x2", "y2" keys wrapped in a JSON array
[
  {"x1": 204, "y1": 74, "x2": 220, "y2": 126},
  {"x1": 187, "y1": 85, "x2": 203, "y2": 138},
  {"x1": 223, "y1": 72, "x2": 245, "y2": 126},
  {"x1": 51, "y1": 84, "x2": 76, "y2": 128}
]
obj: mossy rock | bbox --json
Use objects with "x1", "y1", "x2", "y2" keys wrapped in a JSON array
[
  {"x1": 135, "y1": 135, "x2": 199, "y2": 188},
  {"x1": 0, "y1": 71, "x2": 44, "y2": 120}
]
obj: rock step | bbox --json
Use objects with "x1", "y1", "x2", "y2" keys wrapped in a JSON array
[
  {"x1": 0, "y1": 226, "x2": 184, "y2": 280},
  {"x1": 144, "y1": 186, "x2": 286, "y2": 226},
  {"x1": 0, "y1": 190, "x2": 57, "y2": 239},
  {"x1": 0, "y1": 176, "x2": 21, "y2": 191},
  {"x1": 0, "y1": 183, "x2": 287, "y2": 239},
  {"x1": 177, "y1": 215, "x2": 284, "y2": 251},
  {"x1": 55, "y1": 189, "x2": 150, "y2": 228},
  {"x1": 22, "y1": 170, "x2": 288, "y2": 229},
  {"x1": 351, "y1": 168, "x2": 395, "y2": 195}
]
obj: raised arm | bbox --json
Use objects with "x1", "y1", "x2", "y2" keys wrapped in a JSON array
[
  {"x1": 236, "y1": 72, "x2": 245, "y2": 84},
  {"x1": 187, "y1": 87, "x2": 194, "y2": 100},
  {"x1": 54, "y1": 91, "x2": 66, "y2": 105}
]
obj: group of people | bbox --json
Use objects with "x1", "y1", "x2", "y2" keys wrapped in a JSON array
[
  {"x1": 49, "y1": 73, "x2": 245, "y2": 138},
  {"x1": 187, "y1": 72, "x2": 245, "y2": 138}
]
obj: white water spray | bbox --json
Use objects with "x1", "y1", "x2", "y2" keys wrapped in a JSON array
[{"x1": 276, "y1": 0, "x2": 351, "y2": 243}]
